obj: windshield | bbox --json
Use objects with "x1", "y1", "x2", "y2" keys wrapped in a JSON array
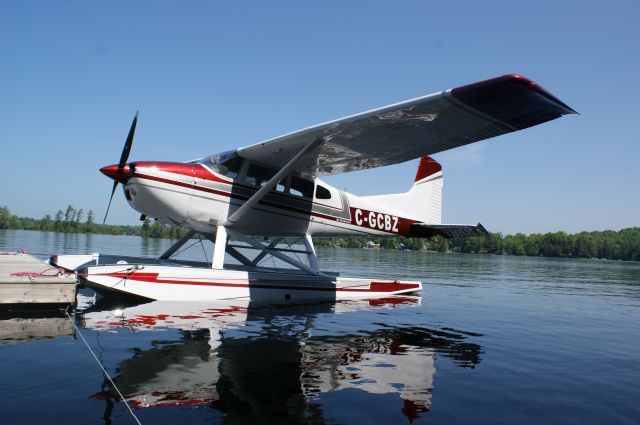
[{"x1": 197, "y1": 150, "x2": 243, "y2": 178}]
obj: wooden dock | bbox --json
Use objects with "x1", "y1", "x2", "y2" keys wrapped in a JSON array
[
  {"x1": 0, "y1": 253, "x2": 76, "y2": 308},
  {"x1": 0, "y1": 316, "x2": 75, "y2": 340}
]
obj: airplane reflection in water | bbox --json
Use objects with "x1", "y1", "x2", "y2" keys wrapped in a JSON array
[{"x1": 80, "y1": 297, "x2": 482, "y2": 423}]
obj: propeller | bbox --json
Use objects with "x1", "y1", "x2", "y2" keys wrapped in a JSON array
[{"x1": 103, "y1": 111, "x2": 139, "y2": 224}]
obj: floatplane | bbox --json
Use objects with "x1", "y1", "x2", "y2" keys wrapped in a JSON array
[{"x1": 52, "y1": 74, "x2": 575, "y2": 301}]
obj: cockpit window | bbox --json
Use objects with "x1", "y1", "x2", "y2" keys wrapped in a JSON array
[
  {"x1": 199, "y1": 150, "x2": 242, "y2": 179},
  {"x1": 315, "y1": 184, "x2": 331, "y2": 200},
  {"x1": 220, "y1": 155, "x2": 242, "y2": 179}
]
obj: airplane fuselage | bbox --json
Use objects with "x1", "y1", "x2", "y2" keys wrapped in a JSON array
[{"x1": 102, "y1": 160, "x2": 425, "y2": 239}]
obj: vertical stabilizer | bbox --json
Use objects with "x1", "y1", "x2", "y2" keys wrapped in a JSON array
[
  {"x1": 414, "y1": 156, "x2": 442, "y2": 182},
  {"x1": 410, "y1": 156, "x2": 443, "y2": 224},
  {"x1": 360, "y1": 156, "x2": 443, "y2": 224}
]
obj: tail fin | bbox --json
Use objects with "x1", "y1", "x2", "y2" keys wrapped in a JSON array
[
  {"x1": 361, "y1": 156, "x2": 443, "y2": 224},
  {"x1": 409, "y1": 156, "x2": 443, "y2": 224},
  {"x1": 414, "y1": 156, "x2": 442, "y2": 183}
]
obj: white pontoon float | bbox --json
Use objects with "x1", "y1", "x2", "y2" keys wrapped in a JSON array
[{"x1": 52, "y1": 231, "x2": 421, "y2": 301}]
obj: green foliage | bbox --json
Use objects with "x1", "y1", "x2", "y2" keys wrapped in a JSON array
[
  {"x1": 0, "y1": 206, "x2": 21, "y2": 229},
  {"x1": 2, "y1": 205, "x2": 640, "y2": 261},
  {"x1": 0, "y1": 205, "x2": 187, "y2": 240},
  {"x1": 86, "y1": 210, "x2": 95, "y2": 225},
  {"x1": 318, "y1": 228, "x2": 640, "y2": 261}
]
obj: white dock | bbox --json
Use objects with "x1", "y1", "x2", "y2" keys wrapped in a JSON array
[{"x1": 0, "y1": 253, "x2": 76, "y2": 307}]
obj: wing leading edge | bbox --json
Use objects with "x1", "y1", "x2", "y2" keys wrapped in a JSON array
[{"x1": 237, "y1": 74, "x2": 575, "y2": 178}]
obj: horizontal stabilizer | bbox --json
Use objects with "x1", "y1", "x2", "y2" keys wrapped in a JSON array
[{"x1": 408, "y1": 223, "x2": 489, "y2": 239}]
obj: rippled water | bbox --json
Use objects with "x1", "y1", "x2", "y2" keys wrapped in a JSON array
[{"x1": 1, "y1": 229, "x2": 639, "y2": 424}]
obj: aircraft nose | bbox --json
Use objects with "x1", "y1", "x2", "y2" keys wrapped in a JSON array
[{"x1": 100, "y1": 163, "x2": 131, "y2": 183}]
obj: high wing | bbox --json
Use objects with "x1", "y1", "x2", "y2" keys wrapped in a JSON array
[{"x1": 237, "y1": 74, "x2": 576, "y2": 178}]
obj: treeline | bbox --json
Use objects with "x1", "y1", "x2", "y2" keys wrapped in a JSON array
[
  {"x1": 316, "y1": 228, "x2": 640, "y2": 262},
  {"x1": 0, "y1": 205, "x2": 186, "y2": 239},
  {"x1": 447, "y1": 230, "x2": 640, "y2": 261},
  {"x1": 2, "y1": 205, "x2": 639, "y2": 261}
]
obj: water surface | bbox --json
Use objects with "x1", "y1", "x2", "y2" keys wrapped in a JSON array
[{"x1": 1, "y1": 230, "x2": 639, "y2": 424}]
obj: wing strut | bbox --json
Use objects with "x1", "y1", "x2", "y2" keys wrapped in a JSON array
[{"x1": 224, "y1": 137, "x2": 325, "y2": 226}]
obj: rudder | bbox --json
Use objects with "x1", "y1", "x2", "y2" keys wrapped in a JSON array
[{"x1": 360, "y1": 156, "x2": 443, "y2": 224}]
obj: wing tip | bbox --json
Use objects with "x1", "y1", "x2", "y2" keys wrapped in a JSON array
[
  {"x1": 505, "y1": 74, "x2": 577, "y2": 114},
  {"x1": 451, "y1": 74, "x2": 577, "y2": 121}
]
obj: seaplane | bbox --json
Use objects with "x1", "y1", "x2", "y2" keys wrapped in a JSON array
[{"x1": 52, "y1": 74, "x2": 575, "y2": 301}]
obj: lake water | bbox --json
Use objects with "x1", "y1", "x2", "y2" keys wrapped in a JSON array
[{"x1": 1, "y1": 229, "x2": 639, "y2": 425}]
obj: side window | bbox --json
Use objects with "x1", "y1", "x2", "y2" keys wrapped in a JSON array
[
  {"x1": 315, "y1": 184, "x2": 331, "y2": 200},
  {"x1": 289, "y1": 176, "x2": 314, "y2": 198},
  {"x1": 245, "y1": 163, "x2": 277, "y2": 187}
]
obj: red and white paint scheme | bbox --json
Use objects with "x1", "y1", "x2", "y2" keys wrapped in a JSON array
[{"x1": 53, "y1": 74, "x2": 575, "y2": 301}]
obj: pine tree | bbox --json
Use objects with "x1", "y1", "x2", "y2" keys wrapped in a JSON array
[
  {"x1": 85, "y1": 210, "x2": 95, "y2": 233},
  {"x1": 141, "y1": 217, "x2": 151, "y2": 237},
  {"x1": 40, "y1": 214, "x2": 53, "y2": 231},
  {"x1": 54, "y1": 210, "x2": 64, "y2": 231},
  {"x1": 64, "y1": 205, "x2": 75, "y2": 222}
]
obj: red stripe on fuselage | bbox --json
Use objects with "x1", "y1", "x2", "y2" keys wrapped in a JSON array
[
  {"x1": 132, "y1": 162, "x2": 233, "y2": 185},
  {"x1": 130, "y1": 163, "x2": 417, "y2": 236}
]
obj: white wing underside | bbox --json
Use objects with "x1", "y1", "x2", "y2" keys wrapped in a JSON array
[{"x1": 235, "y1": 75, "x2": 575, "y2": 178}]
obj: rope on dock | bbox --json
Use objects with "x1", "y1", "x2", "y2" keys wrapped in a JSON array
[
  {"x1": 64, "y1": 310, "x2": 142, "y2": 425},
  {"x1": 11, "y1": 267, "x2": 68, "y2": 279}
]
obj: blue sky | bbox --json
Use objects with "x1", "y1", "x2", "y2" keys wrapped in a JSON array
[{"x1": 2, "y1": 1, "x2": 638, "y2": 234}]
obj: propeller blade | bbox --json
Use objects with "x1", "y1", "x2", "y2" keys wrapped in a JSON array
[
  {"x1": 118, "y1": 111, "x2": 139, "y2": 170},
  {"x1": 103, "y1": 111, "x2": 139, "y2": 225},
  {"x1": 103, "y1": 180, "x2": 119, "y2": 225}
]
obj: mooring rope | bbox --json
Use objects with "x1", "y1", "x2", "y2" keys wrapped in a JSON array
[
  {"x1": 11, "y1": 267, "x2": 67, "y2": 279},
  {"x1": 64, "y1": 310, "x2": 142, "y2": 425}
]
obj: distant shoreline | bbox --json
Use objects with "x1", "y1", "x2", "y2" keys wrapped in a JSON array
[
  {"x1": 312, "y1": 229, "x2": 640, "y2": 262},
  {"x1": 2, "y1": 206, "x2": 639, "y2": 262}
]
